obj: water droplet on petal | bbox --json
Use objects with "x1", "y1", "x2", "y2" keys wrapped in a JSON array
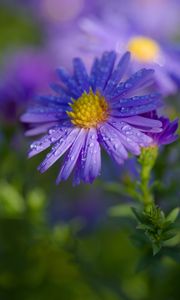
[
  {"x1": 48, "y1": 128, "x2": 56, "y2": 134},
  {"x1": 50, "y1": 137, "x2": 56, "y2": 142}
]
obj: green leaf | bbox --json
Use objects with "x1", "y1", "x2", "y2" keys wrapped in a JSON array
[
  {"x1": 131, "y1": 207, "x2": 144, "y2": 222},
  {"x1": 27, "y1": 189, "x2": 46, "y2": 211},
  {"x1": 152, "y1": 243, "x2": 162, "y2": 256},
  {"x1": 0, "y1": 181, "x2": 25, "y2": 216},
  {"x1": 166, "y1": 207, "x2": 179, "y2": 223},
  {"x1": 109, "y1": 204, "x2": 134, "y2": 218}
]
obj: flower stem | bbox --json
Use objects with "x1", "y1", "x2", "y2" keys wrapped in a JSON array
[{"x1": 138, "y1": 146, "x2": 158, "y2": 211}]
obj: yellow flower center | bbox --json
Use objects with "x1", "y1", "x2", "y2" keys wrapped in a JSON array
[
  {"x1": 128, "y1": 36, "x2": 160, "y2": 62},
  {"x1": 67, "y1": 89, "x2": 109, "y2": 128}
]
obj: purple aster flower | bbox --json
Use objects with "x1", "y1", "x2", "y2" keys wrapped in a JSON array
[
  {"x1": 78, "y1": 17, "x2": 180, "y2": 95},
  {"x1": 21, "y1": 51, "x2": 164, "y2": 184},
  {"x1": 144, "y1": 112, "x2": 179, "y2": 146}
]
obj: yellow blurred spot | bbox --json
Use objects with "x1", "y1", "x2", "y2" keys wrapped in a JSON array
[{"x1": 128, "y1": 36, "x2": 160, "y2": 62}]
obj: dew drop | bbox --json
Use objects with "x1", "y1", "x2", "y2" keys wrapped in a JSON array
[
  {"x1": 125, "y1": 83, "x2": 132, "y2": 88},
  {"x1": 49, "y1": 128, "x2": 56, "y2": 134},
  {"x1": 50, "y1": 137, "x2": 56, "y2": 142},
  {"x1": 89, "y1": 142, "x2": 94, "y2": 147}
]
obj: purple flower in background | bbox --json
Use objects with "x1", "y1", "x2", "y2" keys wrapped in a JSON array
[
  {"x1": 99, "y1": 0, "x2": 180, "y2": 39},
  {"x1": 78, "y1": 17, "x2": 180, "y2": 95},
  {"x1": 37, "y1": 0, "x2": 95, "y2": 24},
  {"x1": 0, "y1": 49, "x2": 53, "y2": 123},
  {"x1": 21, "y1": 51, "x2": 164, "y2": 184}
]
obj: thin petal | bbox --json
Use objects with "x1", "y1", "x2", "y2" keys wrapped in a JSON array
[
  {"x1": 108, "y1": 117, "x2": 153, "y2": 148},
  {"x1": 56, "y1": 129, "x2": 86, "y2": 183},
  {"x1": 28, "y1": 125, "x2": 71, "y2": 158},
  {"x1": 120, "y1": 116, "x2": 162, "y2": 129},
  {"x1": 104, "y1": 52, "x2": 130, "y2": 96},
  {"x1": 110, "y1": 100, "x2": 162, "y2": 117},
  {"x1": 38, "y1": 127, "x2": 80, "y2": 173},
  {"x1": 98, "y1": 123, "x2": 128, "y2": 165},
  {"x1": 20, "y1": 112, "x2": 67, "y2": 123},
  {"x1": 90, "y1": 57, "x2": 100, "y2": 91},
  {"x1": 94, "y1": 51, "x2": 116, "y2": 92},
  {"x1": 36, "y1": 94, "x2": 71, "y2": 105},
  {"x1": 107, "y1": 122, "x2": 140, "y2": 155},
  {"x1": 78, "y1": 128, "x2": 101, "y2": 183},
  {"x1": 49, "y1": 83, "x2": 71, "y2": 99},
  {"x1": 56, "y1": 68, "x2": 82, "y2": 97},
  {"x1": 111, "y1": 93, "x2": 161, "y2": 109},
  {"x1": 110, "y1": 69, "x2": 155, "y2": 100},
  {"x1": 73, "y1": 58, "x2": 90, "y2": 92},
  {"x1": 25, "y1": 122, "x2": 57, "y2": 136}
]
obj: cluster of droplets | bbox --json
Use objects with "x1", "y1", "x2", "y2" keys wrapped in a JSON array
[
  {"x1": 29, "y1": 126, "x2": 71, "y2": 159},
  {"x1": 111, "y1": 119, "x2": 152, "y2": 146},
  {"x1": 109, "y1": 68, "x2": 154, "y2": 100}
]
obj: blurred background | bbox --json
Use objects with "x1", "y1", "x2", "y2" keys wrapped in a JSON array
[{"x1": 0, "y1": 1, "x2": 180, "y2": 299}]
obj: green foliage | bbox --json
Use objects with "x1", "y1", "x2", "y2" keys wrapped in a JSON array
[
  {"x1": 0, "y1": 4, "x2": 42, "y2": 59},
  {"x1": 132, "y1": 206, "x2": 179, "y2": 255}
]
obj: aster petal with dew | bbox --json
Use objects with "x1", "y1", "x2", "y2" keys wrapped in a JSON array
[{"x1": 21, "y1": 51, "x2": 164, "y2": 184}]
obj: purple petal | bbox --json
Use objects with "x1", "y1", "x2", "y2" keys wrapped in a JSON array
[
  {"x1": 20, "y1": 112, "x2": 67, "y2": 123},
  {"x1": 25, "y1": 122, "x2": 57, "y2": 136},
  {"x1": 110, "y1": 69, "x2": 155, "y2": 100},
  {"x1": 156, "y1": 118, "x2": 179, "y2": 144},
  {"x1": 28, "y1": 126, "x2": 72, "y2": 158},
  {"x1": 110, "y1": 93, "x2": 161, "y2": 108},
  {"x1": 73, "y1": 160, "x2": 81, "y2": 186},
  {"x1": 107, "y1": 120, "x2": 140, "y2": 155},
  {"x1": 38, "y1": 127, "x2": 80, "y2": 173},
  {"x1": 73, "y1": 58, "x2": 90, "y2": 92},
  {"x1": 121, "y1": 116, "x2": 162, "y2": 129},
  {"x1": 108, "y1": 117, "x2": 153, "y2": 148},
  {"x1": 94, "y1": 51, "x2": 116, "y2": 92},
  {"x1": 56, "y1": 129, "x2": 86, "y2": 183},
  {"x1": 78, "y1": 128, "x2": 101, "y2": 183},
  {"x1": 49, "y1": 83, "x2": 71, "y2": 98},
  {"x1": 98, "y1": 122, "x2": 128, "y2": 165},
  {"x1": 90, "y1": 58, "x2": 100, "y2": 91},
  {"x1": 56, "y1": 68, "x2": 82, "y2": 98},
  {"x1": 104, "y1": 52, "x2": 130, "y2": 96},
  {"x1": 36, "y1": 95, "x2": 70, "y2": 106},
  {"x1": 110, "y1": 100, "x2": 162, "y2": 117}
]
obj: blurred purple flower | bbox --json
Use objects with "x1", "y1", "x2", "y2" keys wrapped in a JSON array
[
  {"x1": 76, "y1": 17, "x2": 180, "y2": 95},
  {"x1": 46, "y1": 0, "x2": 180, "y2": 94},
  {"x1": 99, "y1": 0, "x2": 180, "y2": 39},
  {"x1": 33, "y1": 0, "x2": 99, "y2": 28},
  {"x1": 21, "y1": 51, "x2": 164, "y2": 184},
  {"x1": 0, "y1": 49, "x2": 53, "y2": 123}
]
